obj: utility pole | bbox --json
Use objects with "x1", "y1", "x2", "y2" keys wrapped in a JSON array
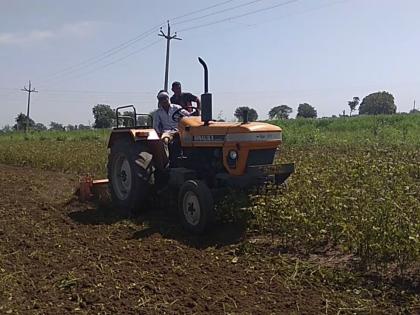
[
  {"x1": 21, "y1": 80, "x2": 38, "y2": 132},
  {"x1": 158, "y1": 21, "x2": 182, "y2": 91},
  {"x1": 414, "y1": 99, "x2": 416, "y2": 110}
]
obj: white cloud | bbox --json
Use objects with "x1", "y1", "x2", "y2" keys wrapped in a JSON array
[
  {"x1": 0, "y1": 21, "x2": 100, "y2": 46},
  {"x1": 0, "y1": 30, "x2": 54, "y2": 45},
  {"x1": 60, "y1": 21, "x2": 100, "y2": 38}
]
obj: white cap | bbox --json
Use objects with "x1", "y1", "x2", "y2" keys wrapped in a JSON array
[{"x1": 157, "y1": 91, "x2": 169, "y2": 99}]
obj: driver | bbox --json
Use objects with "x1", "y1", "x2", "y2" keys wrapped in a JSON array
[
  {"x1": 170, "y1": 81, "x2": 200, "y2": 115},
  {"x1": 153, "y1": 90, "x2": 189, "y2": 137},
  {"x1": 153, "y1": 90, "x2": 190, "y2": 166}
]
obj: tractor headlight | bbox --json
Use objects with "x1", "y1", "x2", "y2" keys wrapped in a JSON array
[{"x1": 228, "y1": 150, "x2": 238, "y2": 160}]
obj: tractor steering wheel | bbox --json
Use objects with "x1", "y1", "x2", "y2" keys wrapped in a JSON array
[{"x1": 172, "y1": 106, "x2": 198, "y2": 122}]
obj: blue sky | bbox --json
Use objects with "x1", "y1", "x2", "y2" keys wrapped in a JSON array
[{"x1": 1, "y1": 0, "x2": 419, "y2": 127}]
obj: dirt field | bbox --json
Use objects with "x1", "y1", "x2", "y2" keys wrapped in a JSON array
[{"x1": 0, "y1": 164, "x2": 417, "y2": 314}]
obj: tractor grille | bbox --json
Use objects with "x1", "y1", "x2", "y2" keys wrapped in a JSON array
[{"x1": 247, "y1": 149, "x2": 276, "y2": 166}]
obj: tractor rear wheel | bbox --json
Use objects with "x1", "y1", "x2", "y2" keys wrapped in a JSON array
[
  {"x1": 108, "y1": 141, "x2": 154, "y2": 215},
  {"x1": 178, "y1": 180, "x2": 214, "y2": 234}
]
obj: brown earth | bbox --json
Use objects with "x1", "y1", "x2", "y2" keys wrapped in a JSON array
[{"x1": 0, "y1": 164, "x2": 415, "y2": 314}]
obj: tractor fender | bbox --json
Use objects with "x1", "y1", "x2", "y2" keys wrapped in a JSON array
[{"x1": 107, "y1": 128, "x2": 159, "y2": 148}]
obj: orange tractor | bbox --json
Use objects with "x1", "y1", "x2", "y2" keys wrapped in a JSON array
[{"x1": 105, "y1": 58, "x2": 293, "y2": 233}]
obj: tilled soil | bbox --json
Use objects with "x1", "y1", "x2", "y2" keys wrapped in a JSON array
[{"x1": 0, "y1": 164, "x2": 411, "y2": 314}]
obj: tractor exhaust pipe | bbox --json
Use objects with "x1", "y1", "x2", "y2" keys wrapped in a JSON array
[
  {"x1": 198, "y1": 57, "x2": 212, "y2": 124},
  {"x1": 198, "y1": 57, "x2": 208, "y2": 93}
]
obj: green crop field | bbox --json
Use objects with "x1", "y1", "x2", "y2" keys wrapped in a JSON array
[{"x1": 1, "y1": 114, "x2": 419, "y2": 286}]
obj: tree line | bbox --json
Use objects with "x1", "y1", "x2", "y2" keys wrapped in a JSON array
[
  {"x1": 2, "y1": 90, "x2": 419, "y2": 133},
  {"x1": 235, "y1": 91, "x2": 418, "y2": 122},
  {"x1": 1, "y1": 113, "x2": 92, "y2": 132}
]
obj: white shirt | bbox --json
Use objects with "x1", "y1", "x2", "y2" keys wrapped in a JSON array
[{"x1": 153, "y1": 103, "x2": 189, "y2": 134}]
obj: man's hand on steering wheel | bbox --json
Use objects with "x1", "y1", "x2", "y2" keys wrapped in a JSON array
[{"x1": 172, "y1": 106, "x2": 198, "y2": 122}]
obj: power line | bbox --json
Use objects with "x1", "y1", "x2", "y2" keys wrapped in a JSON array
[
  {"x1": 41, "y1": 23, "x2": 163, "y2": 82},
  {"x1": 42, "y1": 0, "x2": 298, "y2": 83},
  {"x1": 178, "y1": 0, "x2": 299, "y2": 33},
  {"x1": 171, "y1": 0, "x2": 237, "y2": 21},
  {"x1": 246, "y1": 0, "x2": 348, "y2": 27},
  {"x1": 34, "y1": 0, "x2": 344, "y2": 88},
  {"x1": 190, "y1": 0, "x2": 346, "y2": 33},
  {"x1": 173, "y1": 0, "x2": 265, "y2": 26},
  {"x1": 33, "y1": 88, "x2": 155, "y2": 95},
  {"x1": 40, "y1": 0, "x2": 240, "y2": 83},
  {"x1": 48, "y1": 40, "x2": 161, "y2": 83}
]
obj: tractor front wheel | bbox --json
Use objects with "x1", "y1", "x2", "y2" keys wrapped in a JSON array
[{"x1": 178, "y1": 180, "x2": 214, "y2": 234}]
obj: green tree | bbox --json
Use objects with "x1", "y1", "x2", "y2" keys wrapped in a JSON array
[
  {"x1": 120, "y1": 111, "x2": 136, "y2": 127},
  {"x1": 78, "y1": 124, "x2": 91, "y2": 130},
  {"x1": 268, "y1": 105, "x2": 293, "y2": 120},
  {"x1": 348, "y1": 97, "x2": 360, "y2": 116},
  {"x1": 234, "y1": 106, "x2": 258, "y2": 122},
  {"x1": 296, "y1": 103, "x2": 317, "y2": 118},
  {"x1": 66, "y1": 124, "x2": 78, "y2": 131},
  {"x1": 409, "y1": 108, "x2": 419, "y2": 115},
  {"x1": 1, "y1": 125, "x2": 12, "y2": 133},
  {"x1": 33, "y1": 123, "x2": 47, "y2": 131},
  {"x1": 92, "y1": 104, "x2": 115, "y2": 128},
  {"x1": 137, "y1": 115, "x2": 152, "y2": 127},
  {"x1": 359, "y1": 91, "x2": 396, "y2": 115},
  {"x1": 77, "y1": 124, "x2": 92, "y2": 130},
  {"x1": 13, "y1": 113, "x2": 35, "y2": 131},
  {"x1": 49, "y1": 121, "x2": 65, "y2": 131}
]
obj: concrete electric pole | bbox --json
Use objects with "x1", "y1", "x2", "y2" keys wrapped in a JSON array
[
  {"x1": 158, "y1": 21, "x2": 182, "y2": 91},
  {"x1": 21, "y1": 80, "x2": 38, "y2": 132}
]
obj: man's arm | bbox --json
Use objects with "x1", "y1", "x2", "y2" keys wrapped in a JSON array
[
  {"x1": 173, "y1": 104, "x2": 190, "y2": 117},
  {"x1": 185, "y1": 92, "x2": 201, "y2": 109},
  {"x1": 153, "y1": 111, "x2": 162, "y2": 134},
  {"x1": 194, "y1": 95, "x2": 201, "y2": 109}
]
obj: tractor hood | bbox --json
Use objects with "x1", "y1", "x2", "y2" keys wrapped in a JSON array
[{"x1": 179, "y1": 117, "x2": 282, "y2": 145}]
